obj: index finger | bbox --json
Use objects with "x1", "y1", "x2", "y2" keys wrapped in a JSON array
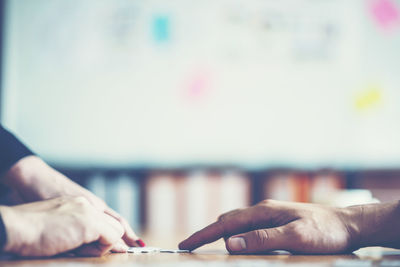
[
  {"x1": 179, "y1": 221, "x2": 225, "y2": 251},
  {"x1": 104, "y1": 208, "x2": 140, "y2": 246},
  {"x1": 179, "y1": 206, "x2": 261, "y2": 251}
]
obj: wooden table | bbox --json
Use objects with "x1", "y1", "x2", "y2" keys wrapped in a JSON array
[{"x1": 1, "y1": 247, "x2": 400, "y2": 267}]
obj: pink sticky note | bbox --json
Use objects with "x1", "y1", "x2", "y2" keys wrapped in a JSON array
[
  {"x1": 369, "y1": 0, "x2": 400, "y2": 31},
  {"x1": 183, "y1": 70, "x2": 213, "y2": 103}
]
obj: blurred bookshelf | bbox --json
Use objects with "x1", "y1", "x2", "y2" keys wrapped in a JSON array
[{"x1": 55, "y1": 166, "x2": 400, "y2": 237}]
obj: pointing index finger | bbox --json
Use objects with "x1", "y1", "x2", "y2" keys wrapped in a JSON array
[
  {"x1": 179, "y1": 206, "x2": 262, "y2": 251},
  {"x1": 179, "y1": 220, "x2": 226, "y2": 251}
]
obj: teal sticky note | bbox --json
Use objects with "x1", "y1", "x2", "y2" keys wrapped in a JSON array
[{"x1": 153, "y1": 15, "x2": 170, "y2": 43}]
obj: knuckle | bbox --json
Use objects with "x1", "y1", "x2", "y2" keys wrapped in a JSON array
[
  {"x1": 57, "y1": 196, "x2": 75, "y2": 205},
  {"x1": 218, "y1": 208, "x2": 241, "y2": 222},
  {"x1": 216, "y1": 216, "x2": 228, "y2": 236},
  {"x1": 259, "y1": 199, "x2": 274, "y2": 206},
  {"x1": 73, "y1": 196, "x2": 90, "y2": 207},
  {"x1": 217, "y1": 213, "x2": 228, "y2": 222},
  {"x1": 59, "y1": 196, "x2": 72, "y2": 201},
  {"x1": 252, "y1": 229, "x2": 269, "y2": 247}
]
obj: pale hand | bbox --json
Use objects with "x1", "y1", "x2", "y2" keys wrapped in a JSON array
[
  {"x1": 3, "y1": 156, "x2": 140, "y2": 251},
  {"x1": 0, "y1": 197, "x2": 124, "y2": 257}
]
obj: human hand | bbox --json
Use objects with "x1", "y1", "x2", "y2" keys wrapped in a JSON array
[
  {"x1": 3, "y1": 156, "x2": 143, "y2": 250},
  {"x1": 179, "y1": 199, "x2": 400, "y2": 254},
  {"x1": 0, "y1": 197, "x2": 125, "y2": 257}
]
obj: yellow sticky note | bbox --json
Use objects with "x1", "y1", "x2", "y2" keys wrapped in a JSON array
[{"x1": 355, "y1": 87, "x2": 382, "y2": 111}]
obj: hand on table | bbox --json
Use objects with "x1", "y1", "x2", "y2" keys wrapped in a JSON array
[
  {"x1": 0, "y1": 197, "x2": 125, "y2": 257},
  {"x1": 3, "y1": 156, "x2": 143, "y2": 251},
  {"x1": 179, "y1": 199, "x2": 400, "y2": 254}
]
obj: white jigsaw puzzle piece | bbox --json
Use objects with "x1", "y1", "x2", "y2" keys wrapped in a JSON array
[
  {"x1": 127, "y1": 247, "x2": 161, "y2": 253},
  {"x1": 127, "y1": 247, "x2": 190, "y2": 254},
  {"x1": 160, "y1": 249, "x2": 190, "y2": 253}
]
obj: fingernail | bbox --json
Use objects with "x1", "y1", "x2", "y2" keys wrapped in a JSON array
[
  {"x1": 228, "y1": 237, "x2": 246, "y2": 252},
  {"x1": 137, "y1": 239, "x2": 146, "y2": 247}
]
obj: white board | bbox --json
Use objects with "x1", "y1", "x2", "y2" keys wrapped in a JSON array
[{"x1": 2, "y1": 0, "x2": 400, "y2": 168}]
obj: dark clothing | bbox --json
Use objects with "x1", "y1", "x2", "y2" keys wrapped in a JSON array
[
  {"x1": 0, "y1": 125, "x2": 33, "y2": 175},
  {"x1": 0, "y1": 124, "x2": 34, "y2": 250},
  {"x1": 0, "y1": 213, "x2": 6, "y2": 251}
]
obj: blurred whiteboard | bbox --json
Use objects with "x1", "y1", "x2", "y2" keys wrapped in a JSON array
[{"x1": 2, "y1": 0, "x2": 400, "y2": 168}]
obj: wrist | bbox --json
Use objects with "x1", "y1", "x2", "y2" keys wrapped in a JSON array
[
  {"x1": 0, "y1": 206, "x2": 38, "y2": 254},
  {"x1": 344, "y1": 201, "x2": 400, "y2": 249},
  {"x1": 2, "y1": 156, "x2": 56, "y2": 202},
  {"x1": 0, "y1": 206, "x2": 22, "y2": 253},
  {"x1": 337, "y1": 205, "x2": 364, "y2": 251},
  {"x1": 3, "y1": 156, "x2": 42, "y2": 187}
]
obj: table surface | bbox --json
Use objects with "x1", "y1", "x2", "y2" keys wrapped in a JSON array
[{"x1": 1, "y1": 247, "x2": 400, "y2": 267}]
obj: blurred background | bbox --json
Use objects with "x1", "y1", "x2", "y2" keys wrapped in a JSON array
[{"x1": 1, "y1": 0, "x2": 400, "y2": 243}]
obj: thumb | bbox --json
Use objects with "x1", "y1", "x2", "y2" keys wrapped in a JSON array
[{"x1": 226, "y1": 226, "x2": 289, "y2": 254}]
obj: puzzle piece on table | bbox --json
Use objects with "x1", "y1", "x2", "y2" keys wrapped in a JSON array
[{"x1": 127, "y1": 247, "x2": 190, "y2": 254}]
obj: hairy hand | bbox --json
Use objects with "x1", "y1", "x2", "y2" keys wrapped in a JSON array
[{"x1": 179, "y1": 199, "x2": 362, "y2": 254}]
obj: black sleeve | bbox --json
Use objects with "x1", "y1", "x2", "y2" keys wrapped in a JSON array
[
  {"x1": 0, "y1": 213, "x2": 6, "y2": 250},
  {"x1": 0, "y1": 124, "x2": 34, "y2": 176},
  {"x1": 0, "y1": 125, "x2": 34, "y2": 250}
]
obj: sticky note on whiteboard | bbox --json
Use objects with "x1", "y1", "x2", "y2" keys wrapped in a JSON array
[
  {"x1": 355, "y1": 86, "x2": 383, "y2": 111},
  {"x1": 153, "y1": 15, "x2": 170, "y2": 43},
  {"x1": 369, "y1": 0, "x2": 400, "y2": 31},
  {"x1": 184, "y1": 70, "x2": 212, "y2": 102}
]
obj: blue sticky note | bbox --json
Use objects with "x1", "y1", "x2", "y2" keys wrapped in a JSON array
[{"x1": 153, "y1": 15, "x2": 170, "y2": 43}]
